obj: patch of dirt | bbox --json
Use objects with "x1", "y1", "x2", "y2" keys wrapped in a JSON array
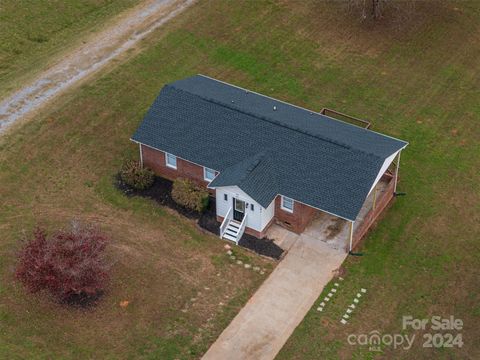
[{"x1": 326, "y1": 217, "x2": 345, "y2": 239}]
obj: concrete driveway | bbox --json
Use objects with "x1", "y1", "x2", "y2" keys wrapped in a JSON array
[{"x1": 202, "y1": 231, "x2": 347, "y2": 360}]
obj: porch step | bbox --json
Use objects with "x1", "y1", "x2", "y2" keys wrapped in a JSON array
[{"x1": 222, "y1": 220, "x2": 243, "y2": 243}]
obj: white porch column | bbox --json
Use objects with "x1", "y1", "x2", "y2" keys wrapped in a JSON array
[
  {"x1": 348, "y1": 221, "x2": 354, "y2": 252},
  {"x1": 139, "y1": 143, "x2": 143, "y2": 167},
  {"x1": 393, "y1": 150, "x2": 401, "y2": 193}
]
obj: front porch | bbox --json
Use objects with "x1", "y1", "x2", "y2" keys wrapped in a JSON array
[{"x1": 267, "y1": 173, "x2": 396, "y2": 253}]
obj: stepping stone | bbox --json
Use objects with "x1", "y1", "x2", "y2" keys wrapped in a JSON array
[
  {"x1": 324, "y1": 297, "x2": 330, "y2": 302},
  {"x1": 328, "y1": 293, "x2": 333, "y2": 298},
  {"x1": 227, "y1": 250, "x2": 233, "y2": 255},
  {"x1": 244, "y1": 264, "x2": 251, "y2": 269},
  {"x1": 340, "y1": 318, "x2": 348, "y2": 324},
  {"x1": 331, "y1": 288, "x2": 337, "y2": 293},
  {"x1": 236, "y1": 260, "x2": 243, "y2": 265},
  {"x1": 349, "y1": 304, "x2": 356, "y2": 309},
  {"x1": 253, "y1": 266, "x2": 260, "y2": 271},
  {"x1": 230, "y1": 256, "x2": 236, "y2": 260},
  {"x1": 346, "y1": 309, "x2": 352, "y2": 314},
  {"x1": 357, "y1": 293, "x2": 362, "y2": 298},
  {"x1": 354, "y1": 298, "x2": 359, "y2": 303},
  {"x1": 317, "y1": 307, "x2": 323, "y2": 312},
  {"x1": 320, "y1": 302, "x2": 325, "y2": 307},
  {"x1": 334, "y1": 283, "x2": 340, "y2": 287},
  {"x1": 343, "y1": 314, "x2": 350, "y2": 319},
  {"x1": 259, "y1": 271, "x2": 265, "y2": 275},
  {"x1": 224, "y1": 244, "x2": 232, "y2": 250},
  {"x1": 361, "y1": 288, "x2": 367, "y2": 293},
  {"x1": 339, "y1": 277, "x2": 344, "y2": 281}
]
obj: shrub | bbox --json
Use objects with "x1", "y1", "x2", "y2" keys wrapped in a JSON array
[
  {"x1": 119, "y1": 160, "x2": 154, "y2": 190},
  {"x1": 171, "y1": 178, "x2": 209, "y2": 213},
  {"x1": 15, "y1": 221, "x2": 110, "y2": 305}
]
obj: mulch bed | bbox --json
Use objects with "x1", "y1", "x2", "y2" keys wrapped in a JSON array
[
  {"x1": 238, "y1": 234, "x2": 284, "y2": 260},
  {"x1": 115, "y1": 174, "x2": 201, "y2": 219},
  {"x1": 116, "y1": 174, "x2": 283, "y2": 259}
]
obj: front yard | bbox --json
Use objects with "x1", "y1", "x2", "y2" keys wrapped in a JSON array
[{"x1": 1, "y1": 0, "x2": 479, "y2": 359}]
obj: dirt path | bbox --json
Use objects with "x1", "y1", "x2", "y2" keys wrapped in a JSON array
[{"x1": 0, "y1": 0, "x2": 194, "y2": 135}]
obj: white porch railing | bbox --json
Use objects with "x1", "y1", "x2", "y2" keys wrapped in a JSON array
[
  {"x1": 219, "y1": 207, "x2": 233, "y2": 238},
  {"x1": 236, "y1": 213, "x2": 248, "y2": 242}
]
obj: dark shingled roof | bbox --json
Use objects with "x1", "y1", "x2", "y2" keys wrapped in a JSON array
[{"x1": 132, "y1": 75, "x2": 407, "y2": 221}]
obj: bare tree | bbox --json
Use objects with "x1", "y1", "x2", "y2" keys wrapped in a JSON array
[{"x1": 347, "y1": 0, "x2": 416, "y2": 22}]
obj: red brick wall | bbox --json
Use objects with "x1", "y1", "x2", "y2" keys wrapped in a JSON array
[
  {"x1": 274, "y1": 196, "x2": 317, "y2": 234},
  {"x1": 351, "y1": 173, "x2": 395, "y2": 251},
  {"x1": 141, "y1": 145, "x2": 215, "y2": 191}
]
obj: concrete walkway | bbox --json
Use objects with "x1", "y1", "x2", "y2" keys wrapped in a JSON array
[{"x1": 202, "y1": 233, "x2": 347, "y2": 360}]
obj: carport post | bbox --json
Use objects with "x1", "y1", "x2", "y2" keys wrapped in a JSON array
[
  {"x1": 348, "y1": 221, "x2": 354, "y2": 252},
  {"x1": 394, "y1": 151, "x2": 401, "y2": 193}
]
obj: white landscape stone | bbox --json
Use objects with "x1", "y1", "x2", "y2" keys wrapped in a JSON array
[
  {"x1": 320, "y1": 302, "x2": 325, "y2": 307},
  {"x1": 341, "y1": 318, "x2": 348, "y2": 324},
  {"x1": 230, "y1": 255, "x2": 236, "y2": 260},
  {"x1": 236, "y1": 260, "x2": 243, "y2": 265},
  {"x1": 353, "y1": 299, "x2": 359, "y2": 304},
  {"x1": 350, "y1": 304, "x2": 356, "y2": 309},
  {"x1": 259, "y1": 271, "x2": 265, "y2": 275},
  {"x1": 328, "y1": 293, "x2": 333, "y2": 298},
  {"x1": 317, "y1": 307, "x2": 323, "y2": 312},
  {"x1": 244, "y1": 264, "x2": 252, "y2": 269},
  {"x1": 324, "y1": 297, "x2": 330, "y2": 302},
  {"x1": 253, "y1": 266, "x2": 260, "y2": 271},
  {"x1": 224, "y1": 244, "x2": 232, "y2": 250},
  {"x1": 343, "y1": 314, "x2": 350, "y2": 319},
  {"x1": 361, "y1": 288, "x2": 367, "y2": 293},
  {"x1": 339, "y1": 277, "x2": 344, "y2": 281},
  {"x1": 226, "y1": 250, "x2": 233, "y2": 255},
  {"x1": 334, "y1": 283, "x2": 340, "y2": 287},
  {"x1": 331, "y1": 288, "x2": 337, "y2": 293},
  {"x1": 356, "y1": 293, "x2": 362, "y2": 298},
  {"x1": 346, "y1": 309, "x2": 352, "y2": 314}
]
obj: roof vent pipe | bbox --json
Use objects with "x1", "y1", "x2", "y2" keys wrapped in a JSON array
[{"x1": 273, "y1": 106, "x2": 277, "y2": 111}]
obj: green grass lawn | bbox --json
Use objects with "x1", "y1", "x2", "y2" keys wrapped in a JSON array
[
  {"x1": 0, "y1": 0, "x2": 141, "y2": 98},
  {"x1": 1, "y1": 0, "x2": 480, "y2": 359}
]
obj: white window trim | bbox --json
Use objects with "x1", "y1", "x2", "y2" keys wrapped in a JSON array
[
  {"x1": 204, "y1": 167, "x2": 215, "y2": 182},
  {"x1": 165, "y1": 152, "x2": 177, "y2": 169},
  {"x1": 280, "y1": 196, "x2": 294, "y2": 213}
]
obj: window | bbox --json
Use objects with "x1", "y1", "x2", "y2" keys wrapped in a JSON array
[
  {"x1": 250, "y1": 204, "x2": 254, "y2": 211},
  {"x1": 281, "y1": 196, "x2": 294, "y2": 213},
  {"x1": 224, "y1": 194, "x2": 228, "y2": 201},
  {"x1": 165, "y1": 153, "x2": 177, "y2": 169},
  {"x1": 204, "y1": 167, "x2": 216, "y2": 182}
]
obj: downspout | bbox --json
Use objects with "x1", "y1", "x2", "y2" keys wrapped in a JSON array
[
  {"x1": 348, "y1": 221, "x2": 354, "y2": 252},
  {"x1": 139, "y1": 143, "x2": 143, "y2": 168},
  {"x1": 393, "y1": 150, "x2": 401, "y2": 194}
]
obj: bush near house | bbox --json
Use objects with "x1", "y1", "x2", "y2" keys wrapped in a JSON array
[
  {"x1": 15, "y1": 222, "x2": 110, "y2": 306},
  {"x1": 119, "y1": 160, "x2": 154, "y2": 190},
  {"x1": 172, "y1": 178, "x2": 209, "y2": 213}
]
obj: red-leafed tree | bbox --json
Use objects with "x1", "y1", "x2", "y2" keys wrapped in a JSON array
[{"x1": 15, "y1": 221, "x2": 110, "y2": 305}]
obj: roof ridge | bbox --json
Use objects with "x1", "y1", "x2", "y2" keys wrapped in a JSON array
[
  {"x1": 166, "y1": 84, "x2": 358, "y2": 153},
  {"x1": 197, "y1": 74, "x2": 408, "y2": 150}
]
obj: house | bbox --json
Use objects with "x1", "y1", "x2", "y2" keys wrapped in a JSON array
[{"x1": 131, "y1": 75, "x2": 408, "y2": 251}]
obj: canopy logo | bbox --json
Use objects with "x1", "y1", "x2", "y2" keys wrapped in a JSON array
[{"x1": 347, "y1": 330, "x2": 415, "y2": 352}]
